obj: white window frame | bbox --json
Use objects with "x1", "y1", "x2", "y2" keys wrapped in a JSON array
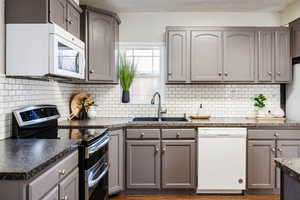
[{"x1": 119, "y1": 42, "x2": 165, "y2": 104}]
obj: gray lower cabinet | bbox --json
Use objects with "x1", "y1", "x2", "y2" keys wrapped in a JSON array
[
  {"x1": 126, "y1": 140, "x2": 160, "y2": 189},
  {"x1": 161, "y1": 140, "x2": 195, "y2": 189},
  {"x1": 109, "y1": 130, "x2": 124, "y2": 194},
  {"x1": 275, "y1": 30, "x2": 291, "y2": 82},
  {"x1": 81, "y1": 6, "x2": 120, "y2": 83},
  {"x1": 276, "y1": 140, "x2": 300, "y2": 188},
  {"x1": 41, "y1": 186, "x2": 58, "y2": 200},
  {"x1": 167, "y1": 30, "x2": 188, "y2": 82},
  {"x1": 223, "y1": 30, "x2": 255, "y2": 82},
  {"x1": 59, "y1": 168, "x2": 79, "y2": 200},
  {"x1": 190, "y1": 31, "x2": 223, "y2": 82},
  {"x1": 247, "y1": 140, "x2": 276, "y2": 189}
]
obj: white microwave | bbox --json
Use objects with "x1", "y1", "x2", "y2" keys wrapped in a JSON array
[{"x1": 6, "y1": 24, "x2": 85, "y2": 79}]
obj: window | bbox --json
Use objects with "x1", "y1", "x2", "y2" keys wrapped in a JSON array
[{"x1": 120, "y1": 43, "x2": 164, "y2": 104}]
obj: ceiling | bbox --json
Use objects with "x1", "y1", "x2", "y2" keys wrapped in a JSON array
[{"x1": 80, "y1": 0, "x2": 296, "y2": 13}]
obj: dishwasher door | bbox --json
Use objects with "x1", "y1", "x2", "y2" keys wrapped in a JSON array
[{"x1": 197, "y1": 128, "x2": 247, "y2": 194}]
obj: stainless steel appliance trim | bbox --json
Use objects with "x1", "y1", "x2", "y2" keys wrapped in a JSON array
[
  {"x1": 88, "y1": 163, "x2": 109, "y2": 188},
  {"x1": 86, "y1": 134, "x2": 110, "y2": 159},
  {"x1": 13, "y1": 105, "x2": 60, "y2": 127}
]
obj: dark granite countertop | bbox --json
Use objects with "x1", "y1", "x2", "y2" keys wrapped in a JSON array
[
  {"x1": 58, "y1": 117, "x2": 300, "y2": 129},
  {"x1": 275, "y1": 158, "x2": 300, "y2": 176},
  {"x1": 0, "y1": 139, "x2": 79, "y2": 180}
]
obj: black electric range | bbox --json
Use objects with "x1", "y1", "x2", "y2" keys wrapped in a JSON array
[{"x1": 12, "y1": 105, "x2": 110, "y2": 200}]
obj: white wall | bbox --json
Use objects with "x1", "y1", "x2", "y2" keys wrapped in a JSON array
[
  {"x1": 119, "y1": 12, "x2": 280, "y2": 43},
  {"x1": 0, "y1": 0, "x2": 4, "y2": 74},
  {"x1": 280, "y1": 0, "x2": 300, "y2": 25}
]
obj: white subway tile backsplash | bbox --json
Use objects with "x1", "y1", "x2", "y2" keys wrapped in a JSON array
[
  {"x1": 79, "y1": 84, "x2": 281, "y2": 119},
  {"x1": 0, "y1": 74, "x2": 281, "y2": 139}
]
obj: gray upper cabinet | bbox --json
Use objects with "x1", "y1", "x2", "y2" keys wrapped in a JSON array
[
  {"x1": 275, "y1": 30, "x2": 291, "y2": 82},
  {"x1": 66, "y1": 2, "x2": 81, "y2": 38},
  {"x1": 191, "y1": 31, "x2": 223, "y2": 82},
  {"x1": 50, "y1": 0, "x2": 68, "y2": 30},
  {"x1": 167, "y1": 30, "x2": 188, "y2": 82},
  {"x1": 223, "y1": 30, "x2": 255, "y2": 82},
  {"x1": 247, "y1": 140, "x2": 276, "y2": 189},
  {"x1": 290, "y1": 18, "x2": 300, "y2": 59},
  {"x1": 126, "y1": 140, "x2": 160, "y2": 189},
  {"x1": 166, "y1": 26, "x2": 291, "y2": 84},
  {"x1": 258, "y1": 31, "x2": 275, "y2": 82},
  {"x1": 6, "y1": 0, "x2": 82, "y2": 37},
  {"x1": 82, "y1": 6, "x2": 120, "y2": 83},
  {"x1": 109, "y1": 130, "x2": 124, "y2": 195},
  {"x1": 161, "y1": 140, "x2": 195, "y2": 189}
]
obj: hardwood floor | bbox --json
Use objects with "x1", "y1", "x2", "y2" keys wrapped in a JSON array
[{"x1": 111, "y1": 194, "x2": 280, "y2": 200}]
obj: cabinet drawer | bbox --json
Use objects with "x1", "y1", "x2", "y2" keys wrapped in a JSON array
[
  {"x1": 162, "y1": 129, "x2": 195, "y2": 139},
  {"x1": 277, "y1": 130, "x2": 300, "y2": 139},
  {"x1": 28, "y1": 150, "x2": 78, "y2": 200},
  {"x1": 126, "y1": 129, "x2": 160, "y2": 139},
  {"x1": 248, "y1": 130, "x2": 300, "y2": 140},
  {"x1": 248, "y1": 130, "x2": 277, "y2": 139}
]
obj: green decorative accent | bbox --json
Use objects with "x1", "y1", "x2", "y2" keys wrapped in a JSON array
[
  {"x1": 119, "y1": 55, "x2": 136, "y2": 91},
  {"x1": 254, "y1": 94, "x2": 267, "y2": 108}
]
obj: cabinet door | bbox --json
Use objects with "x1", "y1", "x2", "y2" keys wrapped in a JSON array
[
  {"x1": 41, "y1": 186, "x2": 58, "y2": 200},
  {"x1": 276, "y1": 140, "x2": 300, "y2": 188},
  {"x1": 224, "y1": 31, "x2": 255, "y2": 82},
  {"x1": 126, "y1": 140, "x2": 160, "y2": 189},
  {"x1": 167, "y1": 30, "x2": 188, "y2": 82},
  {"x1": 49, "y1": 0, "x2": 67, "y2": 30},
  {"x1": 291, "y1": 24, "x2": 300, "y2": 58},
  {"x1": 191, "y1": 31, "x2": 223, "y2": 82},
  {"x1": 109, "y1": 130, "x2": 124, "y2": 195},
  {"x1": 66, "y1": 3, "x2": 81, "y2": 38},
  {"x1": 161, "y1": 140, "x2": 196, "y2": 189},
  {"x1": 258, "y1": 31, "x2": 275, "y2": 82},
  {"x1": 88, "y1": 11, "x2": 116, "y2": 81},
  {"x1": 247, "y1": 140, "x2": 276, "y2": 189},
  {"x1": 59, "y1": 168, "x2": 79, "y2": 200},
  {"x1": 275, "y1": 30, "x2": 291, "y2": 82}
]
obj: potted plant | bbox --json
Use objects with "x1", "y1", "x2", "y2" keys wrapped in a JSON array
[
  {"x1": 119, "y1": 55, "x2": 136, "y2": 103},
  {"x1": 254, "y1": 94, "x2": 267, "y2": 117}
]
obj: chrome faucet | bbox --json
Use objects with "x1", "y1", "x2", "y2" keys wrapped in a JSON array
[{"x1": 151, "y1": 92, "x2": 167, "y2": 121}]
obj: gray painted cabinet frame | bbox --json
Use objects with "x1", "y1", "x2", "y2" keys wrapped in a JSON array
[
  {"x1": 109, "y1": 130, "x2": 124, "y2": 194},
  {"x1": 166, "y1": 26, "x2": 291, "y2": 84},
  {"x1": 81, "y1": 6, "x2": 120, "y2": 83}
]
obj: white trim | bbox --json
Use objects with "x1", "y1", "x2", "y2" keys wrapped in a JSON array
[{"x1": 120, "y1": 43, "x2": 165, "y2": 105}]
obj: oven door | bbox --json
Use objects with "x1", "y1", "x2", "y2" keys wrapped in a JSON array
[
  {"x1": 49, "y1": 33, "x2": 85, "y2": 79},
  {"x1": 87, "y1": 154, "x2": 109, "y2": 200}
]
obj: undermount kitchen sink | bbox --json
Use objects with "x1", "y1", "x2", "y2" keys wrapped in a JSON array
[{"x1": 132, "y1": 117, "x2": 188, "y2": 122}]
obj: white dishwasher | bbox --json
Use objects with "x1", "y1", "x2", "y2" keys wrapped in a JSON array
[{"x1": 197, "y1": 128, "x2": 247, "y2": 194}]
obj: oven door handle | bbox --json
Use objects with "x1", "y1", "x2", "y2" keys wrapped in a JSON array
[
  {"x1": 88, "y1": 134, "x2": 110, "y2": 157},
  {"x1": 88, "y1": 164, "x2": 109, "y2": 188}
]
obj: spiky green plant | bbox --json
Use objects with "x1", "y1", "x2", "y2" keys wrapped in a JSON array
[
  {"x1": 254, "y1": 94, "x2": 267, "y2": 108},
  {"x1": 119, "y1": 55, "x2": 136, "y2": 91}
]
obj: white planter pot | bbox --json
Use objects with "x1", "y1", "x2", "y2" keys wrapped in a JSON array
[{"x1": 88, "y1": 106, "x2": 97, "y2": 119}]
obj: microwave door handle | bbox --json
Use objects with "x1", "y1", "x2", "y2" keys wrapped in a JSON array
[
  {"x1": 88, "y1": 164, "x2": 109, "y2": 188},
  {"x1": 79, "y1": 51, "x2": 85, "y2": 76}
]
